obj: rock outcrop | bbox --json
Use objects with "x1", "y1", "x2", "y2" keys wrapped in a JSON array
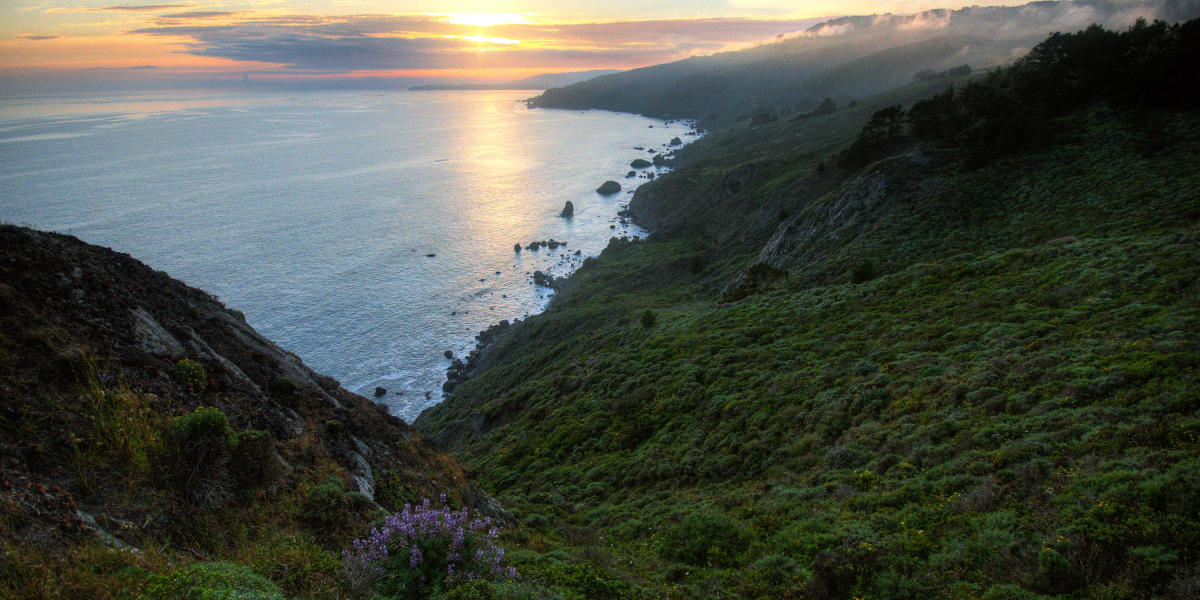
[{"x1": 0, "y1": 225, "x2": 510, "y2": 556}]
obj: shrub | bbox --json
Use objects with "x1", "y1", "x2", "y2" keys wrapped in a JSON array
[
  {"x1": 169, "y1": 407, "x2": 238, "y2": 509},
  {"x1": 522, "y1": 513, "x2": 549, "y2": 529},
  {"x1": 143, "y1": 562, "x2": 283, "y2": 600},
  {"x1": 982, "y1": 583, "x2": 1052, "y2": 600},
  {"x1": 268, "y1": 376, "x2": 297, "y2": 396},
  {"x1": 243, "y1": 536, "x2": 347, "y2": 600},
  {"x1": 343, "y1": 496, "x2": 516, "y2": 600},
  {"x1": 641, "y1": 310, "x2": 656, "y2": 329},
  {"x1": 851, "y1": 260, "x2": 878, "y2": 283},
  {"x1": 658, "y1": 511, "x2": 748, "y2": 567},
  {"x1": 303, "y1": 476, "x2": 373, "y2": 534},
  {"x1": 171, "y1": 358, "x2": 208, "y2": 393},
  {"x1": 375, "y1": 469, "x2": 414, "y2": 512},
  {"x1": 230, "y1": 429, "x2": 281, "y2": 490}
]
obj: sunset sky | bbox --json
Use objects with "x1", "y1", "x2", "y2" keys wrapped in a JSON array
[{"x1": 0, "y1": 1, "x2": 1035, "y2": 92}]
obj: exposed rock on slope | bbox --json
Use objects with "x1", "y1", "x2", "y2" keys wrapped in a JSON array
[{"x1": 0, "y1": 225, "x2": 503, "y2": 555}]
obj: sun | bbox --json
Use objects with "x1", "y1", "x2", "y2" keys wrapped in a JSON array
[
  {"x1": 443, "y1": 13, "x2": 531, "y2": 27},
  {"x1": 460, "y1": 34, "x2": 521, "y2": 45}
]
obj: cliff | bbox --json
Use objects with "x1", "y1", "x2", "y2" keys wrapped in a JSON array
[{"x1": 0, "y1": 225, "x2": 501, "y2": 598}]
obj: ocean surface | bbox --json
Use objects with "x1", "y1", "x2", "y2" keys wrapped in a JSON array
[{"x1": 0, "y1": 89, "x2": 693, "y2": 421}]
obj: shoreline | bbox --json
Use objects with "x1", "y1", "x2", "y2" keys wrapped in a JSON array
[{"x1": 429, "y1": 117, "x2": 699, "y2": 411}]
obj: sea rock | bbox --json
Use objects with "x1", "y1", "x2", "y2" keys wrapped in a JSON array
[
  {"x1": 630, "y1": 158, "x2": 652, "y2": 168},
  {"x1": 514, "y1": 243, "x2": 521, "y2": 252},
  {"x1": 670, "y1": 137, "x2": 682, "y2": 146},
  {"x1": 560, "y1": 201, "x2": 574, "y2": 217},
  {"x1": 374, "y1": 387, "x2": 387, "y2": 397},
  {"x1": 626, "y1": 171, "x2": 636, "y2": 178},
  {"x1": 596, "y1": 181, "x2": 621, "y2": 195},
  {"x1": 425, "y1": 253, "x2": 436, "y2": 258},
  {"x1": 533, "y1": 270, "x2": 553, "y2": 287},
  {"x1": 444, "y1": 350, "x2": 454, "y2": 359},
  {"x1": 652, "y1": 154, "x2": 668, "y2": 166}
]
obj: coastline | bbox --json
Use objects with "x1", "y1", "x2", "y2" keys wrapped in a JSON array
[{"x1": 431, "y1": 117, "x2": 699, "y2": 410}]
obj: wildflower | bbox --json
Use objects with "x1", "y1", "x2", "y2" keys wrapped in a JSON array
[{"x1": 342, "y1": 495, "x2": 517, "y2": 595}]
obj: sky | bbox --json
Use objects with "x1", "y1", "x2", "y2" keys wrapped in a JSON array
[{"x1": 0, "y1": 0, "x2": 1044, "y2": 92}]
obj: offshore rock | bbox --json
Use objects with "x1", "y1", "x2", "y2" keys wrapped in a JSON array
[{"x1": 596, "y1": 181, "x2": 622, "y2": 195}]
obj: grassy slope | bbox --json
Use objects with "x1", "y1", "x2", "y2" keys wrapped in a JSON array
[{"x1": 417, "y1": 98, "x2": 1200, "y2": 599}]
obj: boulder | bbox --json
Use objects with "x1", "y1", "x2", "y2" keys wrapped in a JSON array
[
  {"x1": 374, "y1": 387, "x2": 387, "y2": 397},
  {"x1": 560, "y1": 201, "x2": 574, "y2": 217},
  {"x1": 670, "y1": 137, "x2": 682, "y2": 146},
  {"x1": 444, "y1": 350, "x2": 454, "y2": 359},
  {"x1": 630, "y1": 158, "x2": 652, "y2": 169},
  {"x1": 626, "y1": 171, "x2": 636, "y2": 178},
  {"x1": 596, "y1": 181, "x2": 622, "y2": 195}
]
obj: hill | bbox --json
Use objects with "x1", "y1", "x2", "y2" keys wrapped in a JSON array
[
  {"x1": 0, "y1": 226, "x2": 503, "y2": 599},
  {"x1": 409, "y1": 70, "x2": 622, "y2": 91},
  {"x1": 416, "y1": 17, "x2": 1200, "y2": 599},
  {"x1": 528, "y1": 0, "x2": 1200, "y2": 126}
]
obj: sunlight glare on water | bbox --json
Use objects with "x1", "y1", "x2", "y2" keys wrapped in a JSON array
[{"x1": 0, "y1": 89, "x2": 694, "y2": 421}]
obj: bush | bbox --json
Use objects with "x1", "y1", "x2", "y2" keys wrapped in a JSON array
[
  {"x1": 268, "y1": 376, "x2": 297, "y2": 396},
  {"x1": 143, "y1": 562, "x2": 283, "y2": 600},
  {"x1": 230, "y1": 429, "x2": 281, "y2": 490},
  {"x1": 641, "y1": 310, "x2": 656, "y2": 329},
  {"x1": 169, "y1": 407, "x2": 238, "y2": 508},
  {"x1": 243, "y1": 536, "x2": 347, "y2": 600},
  {"x1": 982, "y1": 583, "x2": 1052, "y2": 600},
  {"x1": 343, "y1": 497, "x2": 516, "y2": 600},
  {"x1": 171, "y1": 359, "x2": 208, "y2": 393},
  {"x1": 303, "y1": 476, "x2": 373, "y2": 534},
  {"x1": 851, "y1": 260, "x2": 878, "y2": 283},
  {"x1": 658, "y1": 511, "x2": 748, "y2": 567}
]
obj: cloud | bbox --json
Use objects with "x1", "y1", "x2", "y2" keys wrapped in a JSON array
[
  {"x1": 159, "y1": 11, "x2": 239, "y2": 20},
  {"x1": 99, "y1": 4, "x2": 186, "y2": 11},
  {"x1": 129, "y1": 14, "x2": 822, "y2": 71},
  {"x1": 799, "y1": 0, "x2": 1196, "y2": 41},
  {"x1": 121, "y1": 1, "x2": 1200, "y2": 76},
  {"x1": 48, "y1": 4, "x2": 187, "y2": 13},
  {"x1": 18, "y1": 34, "x2": 59, "y2": 40}
]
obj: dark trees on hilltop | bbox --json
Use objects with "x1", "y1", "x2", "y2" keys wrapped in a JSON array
[{"x1": 840, "y1": 18, "x2": 1200, "y2": 169}]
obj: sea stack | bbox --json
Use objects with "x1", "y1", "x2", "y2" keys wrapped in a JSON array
[{"x1": 560, "y1": 201, "x2": 574, "y2": 217}]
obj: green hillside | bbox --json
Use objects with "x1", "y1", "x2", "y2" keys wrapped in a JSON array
[{"x1": 416, "y1": 19, "x2": 1200, "y2": 600}]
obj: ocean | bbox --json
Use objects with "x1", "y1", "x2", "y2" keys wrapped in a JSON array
[{"x1": 0, "y1": 89, "x2": 693, "y2": 421}]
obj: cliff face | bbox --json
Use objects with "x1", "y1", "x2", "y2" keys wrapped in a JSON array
[{"x1": 0, "y1": 225, "x2": 500, "y2": 562}]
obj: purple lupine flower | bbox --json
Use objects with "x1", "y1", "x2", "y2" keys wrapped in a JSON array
[{"x1": 343, "y1": 495, "x2": 517, "y2": 593}]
